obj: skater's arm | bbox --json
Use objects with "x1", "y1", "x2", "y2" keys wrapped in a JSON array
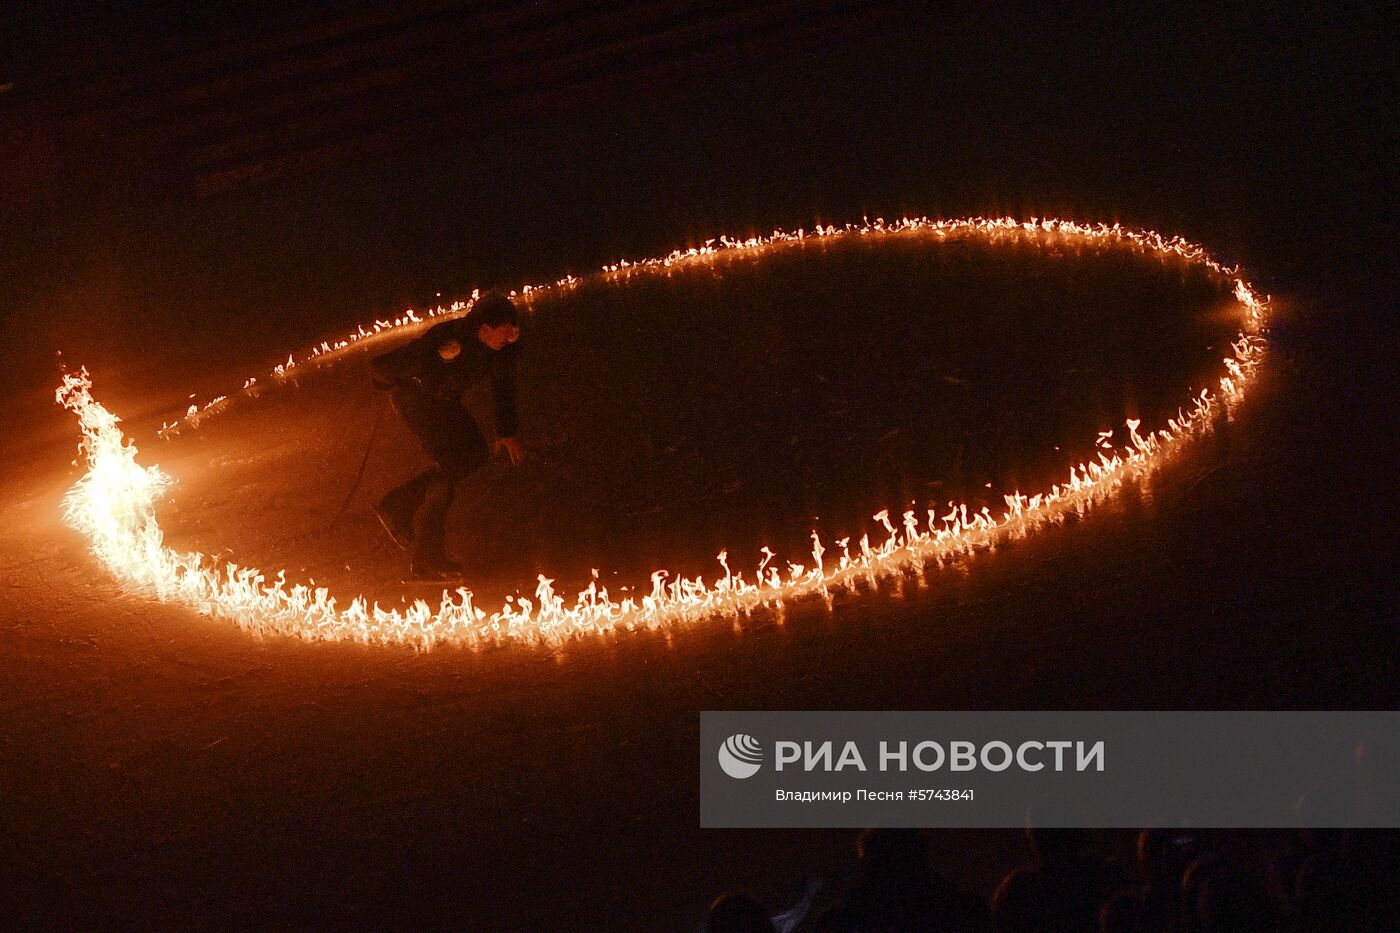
[
  {"x1": 371, "y1": 343, "x2": 423, "y2": 386},
  {"x1": 371, "y1": 320, "x2": 458, "y2": 386}
]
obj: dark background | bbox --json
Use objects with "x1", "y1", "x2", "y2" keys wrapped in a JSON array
[
  {"x1": 1, "y1": 2, "x2": 1395, "y2": 929},
  {"x1": 3, "y1": 2, "x2": 1389, "y2": 427}
]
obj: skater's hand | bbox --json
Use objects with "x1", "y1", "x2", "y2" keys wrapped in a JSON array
[{"x1": 494, "y1": 436, "x2": 525, "y2": 465}]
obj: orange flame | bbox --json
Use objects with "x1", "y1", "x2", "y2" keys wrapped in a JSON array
[{"x1": 58, "y1": 217, "x2": 1268, "y2": 647}]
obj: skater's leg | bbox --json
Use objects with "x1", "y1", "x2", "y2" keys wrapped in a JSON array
[
  {"x1": 391, "y1": 387, "x2": 489, "y2": 476},
  {"x1": 400, "y1": 397, "x2": 489, "y2": 572},
  {"x1": 373, "y1": 469, "x2": 433, "y2": 549},
  {"x1": 379, "y1": 468, "x2": 434, "y2": 518},
  {"x1": 412, "y1": 468, "x2": 460, "y2": 569}
]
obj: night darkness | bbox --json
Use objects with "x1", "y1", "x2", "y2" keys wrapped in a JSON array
[{"x1": 1, "y1": 2, "x2": 1396, "y2": 930}]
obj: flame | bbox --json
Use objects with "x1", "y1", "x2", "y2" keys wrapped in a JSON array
[{"x1": 56, "y1": 217, "x2": 1268, "y2": 647}]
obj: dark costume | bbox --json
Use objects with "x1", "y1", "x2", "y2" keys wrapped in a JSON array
[{"x1": 371, "y1": 313, "x2": 519, "y2": 571}]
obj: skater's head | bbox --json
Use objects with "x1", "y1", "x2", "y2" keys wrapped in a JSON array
[{"x1": 471, "y1": 292, "x2": 521, "y2": 351}]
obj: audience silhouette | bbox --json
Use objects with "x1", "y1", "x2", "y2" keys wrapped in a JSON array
[
  {"x1": 706, "y1": 891, "x2": 779, "y2": 933},
  {"x1": 990, "y1": 818, "x2": 1120, "y2": 933},
  {"x1": 705, "y1": 827, "x2": 1399, "y2": 933},
  {"x1": 806, "y1": 828, "x2": 989, "y2": 932}
]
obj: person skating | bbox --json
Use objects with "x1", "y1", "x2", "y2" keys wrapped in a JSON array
[{"x1": 369, "y1": 292, "x2": 524, "y2": 580}]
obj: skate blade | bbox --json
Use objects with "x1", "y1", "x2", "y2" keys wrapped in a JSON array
[
  {"x1": 372, "y1": 506, "x2": 413, "y2": 552},
  {"x1": 400, "y1": 572, "x2": 466, "y2": 586}
]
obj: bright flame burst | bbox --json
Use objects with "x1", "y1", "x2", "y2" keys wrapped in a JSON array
[{"x1": 57, "y1": 217, "x2": 1269, "y2": 648}]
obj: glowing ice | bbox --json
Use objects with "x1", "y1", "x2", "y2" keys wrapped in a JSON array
[{"x1": 57, "y1": 216, "x2": 1269, "y2": 648}]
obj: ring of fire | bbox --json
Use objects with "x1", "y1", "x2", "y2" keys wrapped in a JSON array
[{"x1": 55, "y1": 216, "x2": 1269, "y2": 648}]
